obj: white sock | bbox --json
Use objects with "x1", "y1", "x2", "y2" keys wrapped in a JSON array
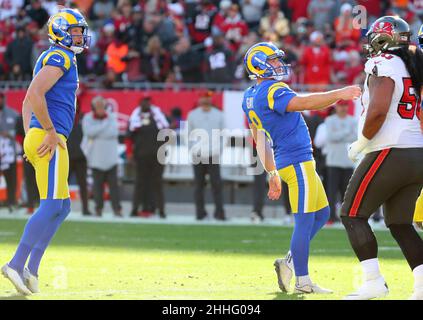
[
  {"x1": 296, "y1": 275, "x2": 312, "y2": 287},
  {"x1": 285, "y1": 251, "x2": 294, "y2": 269},
  {"x1": 413, "y1": 264, "x2": 423, "y2": 289},
  {"x1": 360, "y1": 258, "x2": 381, "y2": 281}
]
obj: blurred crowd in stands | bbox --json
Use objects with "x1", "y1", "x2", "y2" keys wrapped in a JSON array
[
  {"x1": 0, "y1": 0, "x2": 416, "y2": 223},
  {"x1": 1, "y1": 0, "x2": 423, "y2": 88}
]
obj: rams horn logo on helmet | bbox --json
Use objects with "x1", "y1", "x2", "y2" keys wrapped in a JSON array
[
  {"x1": 243, "y1": 42, "x2": 290, "y2": 81},
  {"x1": 47, "y1": 8, "x2": 90, "y2": 54}
]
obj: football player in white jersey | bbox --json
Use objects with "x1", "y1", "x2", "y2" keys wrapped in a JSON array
[{"x1": 341, "y1": 16, "x2": 423, "y2": 300}]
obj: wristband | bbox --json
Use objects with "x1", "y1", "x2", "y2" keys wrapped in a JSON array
[
  {"x1": 45, "y1": 126, "x2": 55, "y2": 132},
  {"x1": 356, "y1": 134, "x2": 370, "y2": 149},
  {"x1": 268, "y1": 169, "x2": 279, "y2": 178}
]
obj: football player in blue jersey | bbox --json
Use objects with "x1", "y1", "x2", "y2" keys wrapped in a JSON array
[
  {"x1": 1, "y1": 8, "x2": 90, "y2": 295},
  {"x1": 242, "y1": 42, "x2": 361, "y2": 294}
]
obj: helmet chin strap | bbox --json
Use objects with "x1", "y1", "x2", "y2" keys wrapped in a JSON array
[{"x1": 70, "y1": 45, "x2": 84, "y2": 54}]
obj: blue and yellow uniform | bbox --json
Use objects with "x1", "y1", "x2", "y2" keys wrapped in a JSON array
[
  {"x1": 414, "y1": 190, "x2": 423, "y2": 223},
  {"x1": 4, "y1": 8, "x2": 89, "y2": 285},
  {"x1": 242, "y1": 79, "x2": 328, "y2": 214},
  {"x1": 24, "y1": 45, "x2": 78, "y2": 200}
]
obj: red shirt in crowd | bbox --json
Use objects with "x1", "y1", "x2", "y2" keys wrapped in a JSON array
[
  {"x1": 113, "y1": 15, "x2": 132, "y2": 33},
  {"x1": 288, "y1": 0, "x2": 310, "y2": 22},
  {"x1": 0, "y1": 36, "x2": 9, "y2": 72},
  {"x1": 212, "y1": 12, "x2": 226, "y2": 33},
  {"x1": 188, "y1": 3, "x2": 217, "y2": 44},
  {"x1": 357, "y1": 0, "x2": 381, "y2": 17},
  {"x1": 301, "y1": 45, "x2": 332, "y2": 85},
  {"x1": 221, "y1": 19, "x2": 249, "y2": 53}
]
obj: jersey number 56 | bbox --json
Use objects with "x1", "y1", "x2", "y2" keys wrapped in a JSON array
[{"x1": 398, "y1": 78, "x2": 421, "y2": 120}]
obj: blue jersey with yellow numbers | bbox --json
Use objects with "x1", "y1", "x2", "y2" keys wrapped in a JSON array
[
  {"x1": 242, "y1": 79, "x2": 313, "y2": 169},
  {"x1": 30, "y1": 45, "x2": 78, "y2": 138}
]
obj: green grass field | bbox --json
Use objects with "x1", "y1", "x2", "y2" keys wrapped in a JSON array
[{"x1": 0, "y1": 218, "x2": 416, "y2": 300}]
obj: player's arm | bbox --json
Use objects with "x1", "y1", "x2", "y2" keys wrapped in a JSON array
[
  {"x1": 362, "y1": 75, "x2": 394, "y2": 138},
  {"x1": 23, "y1": 65, "x2": 66, "y2": 159},
  {"x1": 249, "y1": 123, "x2": 281, "y2": 200},
  {"x1": 250, "y1": 123, "x2": 276, "y2": 173},
  {"x1": 286, "y1": 85, "x2": 361, "y2": 112},
  {"x1": 23, "y1": 66, "x2": 62, "y2": 133},
  {"x1": 348, "y1": 76, "x2": 394, "y2": 161}
]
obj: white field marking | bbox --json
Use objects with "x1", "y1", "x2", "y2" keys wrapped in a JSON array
[
  {"x1": 312, "y1": 246, "x2": 400, "y2": 254},
  {"x1": 27, "y1": 288, "x2": 225, "y2": 298},
  {"x1": 0, "y1": 231, "x2": 16, "y2": 236},
  {"x1": 0, "y1": 211, "x2": 392, "y2": 231}
]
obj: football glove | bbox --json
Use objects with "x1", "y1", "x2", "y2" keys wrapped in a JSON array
[{"x1": 348, "y1": 134, "x2": 370, "y2": 162}]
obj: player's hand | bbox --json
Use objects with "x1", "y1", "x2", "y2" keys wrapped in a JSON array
[
  {"x1": 348, "y1": 140, "x2": 363, "y2": 162},
  {"x1": 348, "y1": 135, "x2": 370, "y2": 162},
  {"x1": 268, "y1": 174, "x2": 282, "y2": 200},
  {"x1": 37, "y1": 130, "x2": 66, "y2": 160},
  {"x1": 340, "y1": 85, "x2": 362, "y2": 100}
]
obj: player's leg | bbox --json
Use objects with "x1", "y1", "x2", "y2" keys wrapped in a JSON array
[
  {"x1": 291, "y1": 161, "x2": 331, "y2": 293},
  {"x1": 24, "y1": 137, "x2": 71, "y2": 292},
  {"x1": 384, "y1": 183, "x2": 423, "y2": 300},
  {"x1": 341, "y1": 149, "x2": 402, "y2": 299},
  {"x1": 24, "y1": 198, "x2": 70, "y2": 293},
  {"x1": 274, "y1": 164, "x2": 299, "y2": 292},
  {"x1": 2, "y1": 199, "x2": 63, "y2": 295},
  {"x1": 309, "y1": 160, "x2": 330, "y2": 238},
  {"x1": 276, "y1": 161, "x2": 331, "y2": 294},
  {"x1": 3, "y1": 129, "x2": 65, "y2": 294}
]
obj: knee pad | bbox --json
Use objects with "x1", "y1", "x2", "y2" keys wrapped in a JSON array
[{"x1": 341, "y1": 216, "x2": 375, "y2": 248}]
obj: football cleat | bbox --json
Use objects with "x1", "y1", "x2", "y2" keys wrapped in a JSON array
[
  {"x1": 274, "y1": 255, "x2": 294, "y2": 292},
  {"x1": 294, "y1": 282, "x2": 333, "y2": 294},
  {"x1": 23, "y1": 267, "x2": 40, "y2": 293},
  {"x1": 1, "y1": 264, "x2": 32, "y2": 295},
  {"x1": 344, "y1": 276, "x2": 389, "y2": 300}
]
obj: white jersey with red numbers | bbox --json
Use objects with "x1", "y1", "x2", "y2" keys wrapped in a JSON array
[{"x1": 359, "y1": 52, "x2": 423, "y2": 154}]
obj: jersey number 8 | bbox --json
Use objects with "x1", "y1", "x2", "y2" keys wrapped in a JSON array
[{"x1": 248, "y1": 110, "x2": 263, "y2": 129}]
